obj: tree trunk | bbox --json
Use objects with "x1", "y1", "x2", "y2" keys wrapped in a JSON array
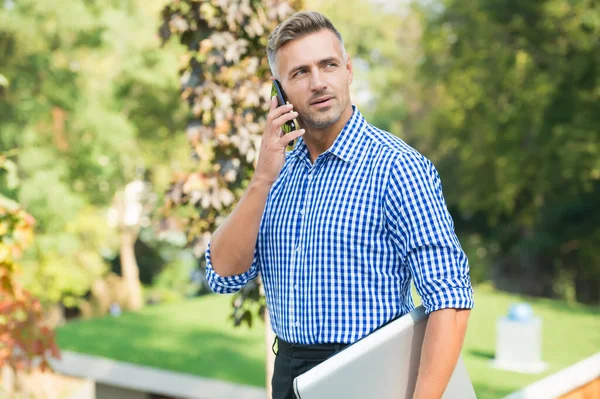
[
  {"x1": 265, "y1": 308, "x2": 275, "y2": 399},
  {"x1": 120, "y1": 228, "x2": 144, "y2": 311}
]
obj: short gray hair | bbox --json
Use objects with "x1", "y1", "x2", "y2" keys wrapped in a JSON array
[{"x1": 267, "y1": 11, "x2": 347, "y2": 79}]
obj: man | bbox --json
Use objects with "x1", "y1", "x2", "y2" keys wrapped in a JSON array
[{"x1": 205, "y1": 11, "x2": 474, "y2": 399}]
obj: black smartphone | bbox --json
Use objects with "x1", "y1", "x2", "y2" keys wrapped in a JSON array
[{"x1": 271, "y1": 80, "x2": 297, "y2": 146}]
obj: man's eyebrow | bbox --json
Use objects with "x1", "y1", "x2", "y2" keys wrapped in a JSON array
[
  {"x1": 288, "y1": 57, "x2": 342, "y2": 77},
  {"x1": 318, "y1": 57, "x2": 340, "y2": 66}
]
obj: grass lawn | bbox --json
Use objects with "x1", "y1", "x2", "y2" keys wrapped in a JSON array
[
  {"x1": 56, "y1": 285, "x2": 599, "y2": 398},
  {"x1": 57, "y1": 294, "x2": 267, "y2": 387}
]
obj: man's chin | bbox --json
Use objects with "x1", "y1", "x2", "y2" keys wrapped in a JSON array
[{"x1": 303, "y1": 110, "x2": 342, "y2": 129}]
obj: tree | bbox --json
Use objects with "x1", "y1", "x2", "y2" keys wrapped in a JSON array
[
  {"x1": 159, "y1": 0, "x2": 304, "y2": 320},
  {"x1": 0, "y1": 0, "x2": 188, "y2": 311},
  {"x1": 108, "y1": 176, "x2": 156, "y2": 310},
  {"x1": 0, "y1": 152, "x2": 60, "y2": 396},
  {"x1": 417, "y1": 0, "x2": 600, "y2": 303}
]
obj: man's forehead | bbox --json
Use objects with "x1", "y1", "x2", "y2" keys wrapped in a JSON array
[{"x1": 277, "y1": 30, "x2": 343, "y2": 71}]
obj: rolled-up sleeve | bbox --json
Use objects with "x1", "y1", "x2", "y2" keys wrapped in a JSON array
[
  {"x1": 384, "y1": 153, "x2": 474, "y2": 314},
  {"x1": 205, "y1": 243, "x2": 259, "y2": 294}
]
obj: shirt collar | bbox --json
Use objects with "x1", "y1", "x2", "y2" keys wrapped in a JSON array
[{"x1": 288, "y1": 105, "x2": 366, "y2": 164}]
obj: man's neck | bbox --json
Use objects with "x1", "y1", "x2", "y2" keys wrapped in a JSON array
[{"x1": 302, "y1": 105, "x2": 354, "y2": 163}]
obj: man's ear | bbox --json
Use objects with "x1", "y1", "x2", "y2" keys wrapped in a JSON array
[{"x1": 346, "y1": 56, "x2": 354, "y2": 85}]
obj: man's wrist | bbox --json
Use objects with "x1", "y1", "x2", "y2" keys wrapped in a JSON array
[{"x1": 250, "y1": 175, "x2": 275, "y2": 190}]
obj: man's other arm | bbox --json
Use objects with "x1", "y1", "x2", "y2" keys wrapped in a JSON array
[
  {"x1": 383, "y1": 153, "x2": 474, "y2": 398},
  {"x1": 413, "y1": 308, "x2": 470, "y2": 399}
]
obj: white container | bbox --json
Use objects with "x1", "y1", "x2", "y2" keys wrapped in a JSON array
[{"x1": 492, "y1": 304, "x2": 547, "y2": 373}]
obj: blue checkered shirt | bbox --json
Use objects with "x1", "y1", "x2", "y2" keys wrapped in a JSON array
[{"x1": 206, "y1": 106, "x2": 474, "y2": 345}]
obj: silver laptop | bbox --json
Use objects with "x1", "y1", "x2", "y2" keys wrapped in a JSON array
[{"x1": 293, "y1": 306, "x2": 477, "y2": 399}]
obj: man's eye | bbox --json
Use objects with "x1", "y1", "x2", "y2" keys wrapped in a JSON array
[
  {"x1": 326, "y1": 63, "x2": 337, "y2": 68},
  {"x1": 294, "y1": 70, "x2": 305, "y2": 77}
]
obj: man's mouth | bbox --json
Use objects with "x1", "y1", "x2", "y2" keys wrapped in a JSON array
[{"x1": 310, "y1": 96, "x2": 334, "y2": 107}]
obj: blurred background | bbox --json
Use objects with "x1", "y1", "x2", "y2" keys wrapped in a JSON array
[{"x1": 1, "y1": 0, "x2": 598, "y2": 398}]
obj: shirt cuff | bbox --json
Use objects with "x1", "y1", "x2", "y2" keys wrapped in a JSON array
[
  {"x1": 205, "y1": 244, "x2": 254, "y2": 294},
  {"x1": 421, "y1": 286, "x2": 475, "y2": 314}
]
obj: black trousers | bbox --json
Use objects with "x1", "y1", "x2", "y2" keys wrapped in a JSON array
[{"x1": 271, "y1": 337, "x2": 348, "y2": 399}]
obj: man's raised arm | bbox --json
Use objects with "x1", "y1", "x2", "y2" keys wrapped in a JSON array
[{"x1": 209, "y1": 97, "x2": 305, "y2": 277}]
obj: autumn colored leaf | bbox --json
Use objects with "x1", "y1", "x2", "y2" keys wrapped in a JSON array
[{"x1": 0, "y1": 188, "x2": 60, "y2": 373}]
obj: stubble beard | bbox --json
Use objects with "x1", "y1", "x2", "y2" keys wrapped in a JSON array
[{"x1": 301, "y1": 97, "x2": 349, "y2": 130}]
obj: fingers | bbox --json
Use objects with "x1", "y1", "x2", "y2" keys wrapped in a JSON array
[
  {"x1": 278, "y1": 128, "x2": 305, "y2": 146},
  {"x1": 268, "y1": 97, "x2": 294, "y2": 122},
  {"x1": 273, "y1": 109, "x2": 298, "y2": 127}
]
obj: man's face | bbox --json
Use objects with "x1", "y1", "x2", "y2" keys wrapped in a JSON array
[{"x1": 276, "y1": 29, "x2": 353, "y2": 130}]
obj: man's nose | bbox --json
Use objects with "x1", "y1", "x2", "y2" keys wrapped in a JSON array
[{"x1": 309, "y1": 70, "x2": 327, "y2": 92}]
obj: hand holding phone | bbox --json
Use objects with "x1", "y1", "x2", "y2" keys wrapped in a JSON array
[
  {"x1": 253, "y1": 90, "x2": 305, "y2": 185},
  {"x1": 271, "y1": 80, "x2": 298, "y2": 146}
]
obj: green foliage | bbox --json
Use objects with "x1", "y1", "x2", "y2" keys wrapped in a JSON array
[
  {"x1": 136, "y1": 230, "x2": 202, "y2": 304},
  {"x1": 229, "y1": 279, "x2": 267, "y2": 328},
  {"x1": 148, "y1": 252, "x2": 200, "y2": 300},
  {"x1": 0, "y1": 0, "x2": 188, "y2": 306},
  {"x1": 21, "y1": 209, "x2": 118, "y2": 307},
  {"x1": 159, "y1": 0, "x2": 302, "y2": 326},
  {"x1": 418, "y1": 0, "x2": 600, "y2": 302}
]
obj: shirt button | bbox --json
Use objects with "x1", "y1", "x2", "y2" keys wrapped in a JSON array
[
  {"x1": 294, "y1": 284, "x2": 298, "y2": 290},
  {"x1": 296, "y1": 246, "x2": 302, "y2": 253},
  {"x1": 300, "y1": 209, "x2": 304, "y2": 215},
  {"x1": 307, "y1": 174, "x2": 313, "y2": 180},
  {"x1": 295, "y1": 321, "x2": 300, "y2": 327}
]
